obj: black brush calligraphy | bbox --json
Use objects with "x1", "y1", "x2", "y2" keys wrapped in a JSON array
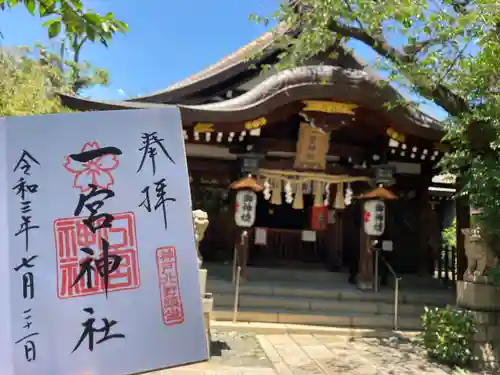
[
  {"x1": 139, "y1": 178, "x2": 176, "y2": 230},
  {"x1": 137, "y1": 132, "x2": 175, "y2": 175},
  {"x1": 12, "y1": 150, "x2": 40, "y2": 362}
]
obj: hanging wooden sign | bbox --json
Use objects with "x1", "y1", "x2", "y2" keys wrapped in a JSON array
[
  {"x1": 363, "y1": 199, "x2": 386, "y2": 236},
  {"x1": 311, "y1": 205, "x2": 328, "y2": 231},
  {"x1": 294, "y1": 123, "x2": 330, "y2": 170},
  {"x1": 234, "y1": 190, "x2": 258, "y2": 227}
]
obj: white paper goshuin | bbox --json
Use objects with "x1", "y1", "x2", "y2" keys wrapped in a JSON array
[{"x1": 0, "y1": 108, "x2": 208, "y2": 375}]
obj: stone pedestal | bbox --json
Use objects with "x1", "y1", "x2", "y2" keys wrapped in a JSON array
[
  {"x1": 199, "y1": 268, "x2": 207, "y2": 297},
  {"x1": 456, "y1": 228, "x2": 500, "y2": 370},
  {"x1": 199, "y1": 268, "x2": 212, "y2": 357},
  {"x1": 457, "y1": 281, "x2": 500, "y2": 371},
  {"x1": 457, "y1": 280, "x2": 500, "y2": 311},
  {"x1": 202, "y1": 293, "x2": 213, "y2": 358},
  {"x1": 192, "y1": 209, "x2": 213, "y2": 358}
]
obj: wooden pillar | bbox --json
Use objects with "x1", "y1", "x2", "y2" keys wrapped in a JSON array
[
  {"x1": 335, "y1": 212, "x2": 344, "y2": 267},
  {"x1": 417, "y1": 173, "x2": 434, "y2": 275},
  {"x1": 357, "y1": 208, "x2": 373, "y2": 290},
  {"x1": 325, "y1": 210, "x2": 343, "y2": 270},
  {"x1": 456, "y1": 196, "x2": 470, "y2": 280},
  {"x1": 418, "y1": 187, "x2": 431, "y2": 275}
]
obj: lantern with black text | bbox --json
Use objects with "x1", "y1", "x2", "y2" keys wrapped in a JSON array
[
  {"x1": 363, "y1": 199, "x2": 386, "y2": 236},
  {"x1": 235, "y1": 190, "x2": 257, "y2": 227}
]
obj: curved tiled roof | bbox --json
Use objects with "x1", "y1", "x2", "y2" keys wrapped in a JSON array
[
  {"x1": 58, "y1": 24, "x2": 443, "y2": 138},
  {"x1": 59, "y1": 65, "x2": 443, "y2": 140},
  {"x1": 127, "y1": 24, "x2": 292, "y2": 103},
  {"x1": 167, "y1": 24, "x2": 289, "y2": 91}
]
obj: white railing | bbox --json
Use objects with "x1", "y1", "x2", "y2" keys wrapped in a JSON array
[
  {"x1": 231, "y1": 244, "x2": 242, "y2": 323},
  {"x1": 377, "y1": 251, "x2": 402, "y2": 331},
  {"x1": 232, "y1": 266, "x2": 241, "y2": 323}
]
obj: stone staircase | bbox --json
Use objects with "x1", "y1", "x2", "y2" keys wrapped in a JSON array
[{"x1": 206, "y1": 265, "x2": 455, "y2": 331}]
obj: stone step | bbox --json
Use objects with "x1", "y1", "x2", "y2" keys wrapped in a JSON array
[
  {"x1": 206, "y1": 264, "x2": 452, "y2": 289},
  {"x1": 213, "y1": 308, "x2": 422, "y2": 331},
  {"x1": 211, "y1": 320, "x2": 422, "y2": 338},
  {"x1": 207, "y1": 279, "x2": 455, "y2": 306},
  {"x1": 213, "y1": 293, "x2": 430, "y2": 316}
]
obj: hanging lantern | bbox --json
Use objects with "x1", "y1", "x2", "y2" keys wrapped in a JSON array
[
  {"x1": 234, "y1": 190, "x2": 258, "y2": 228},
  {"x1": 363, "y1": 199, "x2": 386, "y2": 236},
  {"x1": 230, "y1": 176, "x2": 262, "y2": 228}
]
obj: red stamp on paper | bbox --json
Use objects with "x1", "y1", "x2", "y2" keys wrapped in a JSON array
[
  {"x1": 156, "y1": 246, "x2": 184, "y2": 326},
  {"x1": 54, "y1": 212, "x2": 140, "y2": 299},
  {"x1": 63, "y1": 141, "x2": 120, "y2": 192}
]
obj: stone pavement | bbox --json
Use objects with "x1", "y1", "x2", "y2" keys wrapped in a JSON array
[{"x1": 147, "y1": 330, "x2": 465, "y2": 374}]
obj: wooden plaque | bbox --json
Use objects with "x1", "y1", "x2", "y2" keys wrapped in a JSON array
[{"x1": 294, "y1": 123, "x2": 330, "y2": 170}]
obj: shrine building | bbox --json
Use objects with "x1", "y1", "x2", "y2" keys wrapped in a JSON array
[{"x1": 59, "y1": 25, "x2": 459, "y2": 288}]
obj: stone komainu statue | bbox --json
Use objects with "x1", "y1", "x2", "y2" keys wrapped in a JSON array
[
  {"x1": 192, "y1": 209, "x2": 209, "y2": 265},
  {"x1": 462, "y1": 227, "x2": 499, "y2": 283}
]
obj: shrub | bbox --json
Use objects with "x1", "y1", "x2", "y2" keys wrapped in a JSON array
[
  {"x1": 452, "y1": 368, "x2": 473, "y2": 375},
  {"x1": 420, "y1": 306, "x2": 476, "y2": 367}
]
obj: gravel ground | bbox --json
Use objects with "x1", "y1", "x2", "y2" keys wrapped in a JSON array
[
  {"x1": 208, "y1": 329, "x2": 273, "y2": 368},
  {"x1": 315, "y1": 335, "x2": 487, "y2": 375},
  {"x1": 200, "y1": 330, "x2": 488, "y2": 374},
  {"x1": 155, "y1": 330, "x2": 492, "y2": 374}
]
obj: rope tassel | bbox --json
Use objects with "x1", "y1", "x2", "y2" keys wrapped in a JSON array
[
  {"x1": 293, "y1": 183, "x2": 304, "y2": 209},
  {"x1": 313, "y1": 181, "x2": 322, "y2": 206},
  {"x1": 334, "y1": 182, "x2": 345, "y2": 209},
  {"x1": 271, "y1": 178, "x2": 282, "y2": 205}
]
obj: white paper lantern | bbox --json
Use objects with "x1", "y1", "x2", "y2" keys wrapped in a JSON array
[
  {"x1": 363, "y1": 199, "x2": 386, "y2": 236},
  {"x1": 235, "y1": 190, "x2": 257, "y2": 227}
]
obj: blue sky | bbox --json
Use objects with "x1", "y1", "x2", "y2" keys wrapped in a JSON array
[{"x1": 0, "y1": 0, "x2": 447, "y2": 120}]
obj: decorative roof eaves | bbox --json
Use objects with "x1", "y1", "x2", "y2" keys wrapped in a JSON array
[
  {"x1": 126, "y1": 24, "x2": 292, "y2": 104},
  {"x1": 59, "y1": 65, "x2": 443, "y2": 139}
]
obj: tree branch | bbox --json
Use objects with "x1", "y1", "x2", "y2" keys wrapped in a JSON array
[
  {"x1": 403, "y1": 37, "x2": 446, "y2": 55},
  {"x1": 326, "y1": 19, "x2": 469, "y2": 116}
]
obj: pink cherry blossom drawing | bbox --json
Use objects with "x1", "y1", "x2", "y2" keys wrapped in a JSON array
[{"x1": 64, "y1": 141, "x2": 120, "y2": 192}]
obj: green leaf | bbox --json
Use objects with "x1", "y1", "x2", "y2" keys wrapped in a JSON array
[
  {"x1": 48, "y1": 21, "x2": 61, "y2": 38},
  {"x1": 24, "y1": 0, "x2": 35, "y2": 15},
  {"x1": 86, "y1": 27, "x2": 95, "y2": 41},
  {"x1": 83, "y1": 12, "x2": 102, "y2": 25},
  {"x1": 39, "y1": 1, "x2": 56, "y2": 17},
  {"x1": 69, "y1": 0, "x2": 83, "y2": 10},
  {"x1": 42, "y1": 18, "x2": 59, "y2": 28}
]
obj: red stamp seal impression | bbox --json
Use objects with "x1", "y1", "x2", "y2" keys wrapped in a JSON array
[
  {"x1": 54, "y1": 212, "x2": 140, "y2": 299},
  {"x1": 156, "y1": 246, "x2": 184, "y2": 326}
]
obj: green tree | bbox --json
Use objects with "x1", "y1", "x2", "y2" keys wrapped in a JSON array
[
  {"x1": 0, "y1": 0, "x2": 128, "y2": 44},
  {"x1": 1, "y1": 0, "x2": 127, "y2": 94},
  {"x1": 35, "y1": 42, "x2": 109, "y2": 93},
  {"x1": 0, "y1": 47, "x2": 71, "y2": 116},
  {"x1": 253, "y1": 1, "x2": 500, "y2": 247}
]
